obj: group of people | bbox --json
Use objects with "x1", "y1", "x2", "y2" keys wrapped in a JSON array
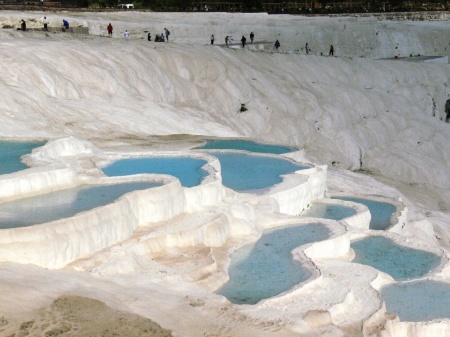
[
  {"x1": 220, "y1": 33, "x2": 282, "y2": 51},
  {"x1": 14, "y1": 18, "x2": 334, "y2": 57},
  {"x1": 17, "y1": 17, "x2": 66, "y2": 31},
  {"x1": 18, "y1": 18, "x2": 332, "y2": 57},
  {"x1": 19, "y1": 19, "x2": 170, "y2": 41},
  {"x1": 223, "y1": 31, "x2": 255, "y2": 47},
  {"x1": 305, "y1": 42, "x2": 335, "y2": 56},
  {"x1": 214, "y1": 33, "x2": 334, "y2": 54},
  {"x1": 148, "y1": 28, "x2": 170, "y2": 42},
  {"x1": 111, "y1": 25, "x2": 170, "y2": 42}
]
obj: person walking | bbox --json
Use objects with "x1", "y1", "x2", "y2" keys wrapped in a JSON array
[
  {"x1": 250, "y1": 32, "x2": 254, "y2": 44},
  {"x1": 305, "y1": 43, "x2": 310, "y2": 55},
  {"x1": 225, "y1": 36, "x2": 229, "y2": 46},
  {"x1": 164, "y1": 28, "x2": 170, "y2": 42},
  {"x1": 211, "y1": 34, "x2": 214, "y2": 45},
  {"x1": 124, "y1": 30, "x2": 129, "y2": 39},
  {"x1": 274, "y1": 39, "x2": 280, "y2": 50},
  {"x1": 241, "y1": 35, "x2": 246, "y2": 48},
  {"x1": 107, "y1": 23, "x2": 113, "y2": 37},
  {"x1": 43, "y1": 16, "x2": 48, "y2": 31},
  {"x1": 329, "y1": 45, "x2": 334, "y2": 56}
]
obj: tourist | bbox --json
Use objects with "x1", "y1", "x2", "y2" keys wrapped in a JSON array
[
  {"x1": 445, "y1": 99, "x2": 450, "y2": 123},
  {"x1": 164, "y1": 28, "x2": 170, "y2": 42},
  {"x1": 43, "y1": 16, "x2": 48, "y2": 31},
  {"x1": 148, "y1": 32, "x2": 151, "y2": 41},
  {"x1": 274, "y1": 39, "x2": 280, "y2": 50},
  {"x1": 225, "y1": 36, "x2": 229, "y2": 46},
  {"x1": 250, "y1": 32, "x2": 254, "y2": 44},
  {"x1": 211, "y1": 34, "x2": 214, "y2": 45},
  {"x1": 329, "y1": 45, "x2": 334, "y2": 56},
  {"x1": 20, "y1": 19, "x2": 26, "y2": 31},
  {"x1": 107, "y1": 23, "x2": 113, "y2": 37},
  {"x1": 305, "y1": 43, "x2": 310, "y2": 54},
  {"x1": 241, "y1": 35, "x2": 246, "y2": 48},
  {"x1": 62, "y1": 19, "x2": 69, "y2": 29},
  {"x1": 124, "y1": 30, "x2": 129, "y2": 39}
]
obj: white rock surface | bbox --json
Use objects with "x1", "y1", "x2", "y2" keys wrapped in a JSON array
[{"x1": 0, "y1": 10, "x2": 449, "y2": 337}]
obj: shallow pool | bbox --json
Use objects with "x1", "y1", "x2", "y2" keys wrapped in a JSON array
[
  {"x1": 351, "y1": 236, "x2": 441, "y2": 280},
  {"x1": 216, "y1": 223, "x2": 330, "y2": 304},
  {"x1": 208, "y1": 152, "x2": 309, "y2": 191},
  {"x1": 381, "y1": 280, "x2": 450, "y2": 321},
  {"x1": 0, "y1": 141, "x2": 45, "y2": 175},
  {"x1": 196, "y1": 139, "x2": 297, "y2": 154},
  {"x1": 0, "y1": 181, "x2": 160, "y2": 229},
  {"x1": 101, "y1": 157, "x2": 208, "y2": 187},
  {"x1": 301, "y1": 202, "x2": 357, "y2": 220},
  {"x1": 331, "y1": 196, "x2": 396, "y2": 230}
]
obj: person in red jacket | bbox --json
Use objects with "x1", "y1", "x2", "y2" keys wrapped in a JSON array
[{"x1": 107, "y1": 23, "x2": 113, "y2": 37}]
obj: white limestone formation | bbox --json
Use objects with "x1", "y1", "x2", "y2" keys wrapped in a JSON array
[{"x1": 0, "y1": 10, "x2": 449, "y2": 337}]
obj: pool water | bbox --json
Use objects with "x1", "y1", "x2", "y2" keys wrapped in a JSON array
[
  {"x1": 301, "y1": 202, "x2": 357, "y2": 220},
  {"x1": 331, "y1": 196, "x2": 396, "y2": 230},
  {"x1": 0, "y1": 141, "x2": 45, "y2": 175},
  {"x1": 216, "y1": 223, "x2": 330, "y2": 304},
  {"x1": 351, "y1": 236, "x2": 441, "y2": 280},
  {"x1": 208, "y1": 152, "x2": 310, "y2": 191},
  {"x1": 381, "y1": 280, "x2": 450, "y2": 321},
  {"x1": 101, "y1": 157, "x2": 208, "y2": 188},
  {"x1": 197, "y1": 139, "x2": 297, "y2": 154},
  {"x1": 0, "y1": 181, "x2": 160, "y2": 229}
]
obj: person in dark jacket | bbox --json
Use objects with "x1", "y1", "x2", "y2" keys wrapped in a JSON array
[
  {"x1": 241, "y1": 35, "x2": 246, "y2": 48},
  {"x1": 329, "y1": 45, "x2": 334, "y2": 56},
  {"x1": 274, "y1": 40, "x2": 280, "y2": 49},
  {"x1": 164, "y1": 28, "x2": 170, "y2": 42}
]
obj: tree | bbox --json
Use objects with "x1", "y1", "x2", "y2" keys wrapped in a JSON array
[
  {"x1": 107, "y1": 0, "x2": 118, "y2": 7},
  {"x1": 243, "y1": 0, "x2": 263, "y2": 11}
]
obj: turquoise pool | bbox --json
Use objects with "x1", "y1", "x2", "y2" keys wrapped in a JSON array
[
  {"x1": 0, "y1": 181, "x2": 161, "y2": 229},
  {"x1": 351, "y1": 236, "x2": 441, "y2": 280},
  {"x1": 102, "y1": 157, "x2": 208, "y2": 188},
  {"x1": 208, "y1": 152, "x2": 310, "y2": 191},
  {"x1": 301, "y1": 202, "x2": 357, "y2": 220},
  {"x1": 0, "y1": 141, "x2": 45, "y2": 175},
  {"x1": 381, "y1": 280, "x2": 450, "y2": 321},
  {"x1": 217, "y1": 223, "x2": 330, "y2": 304},
  {"x1": 196, "y1": 139, "x2": 297, "y2": 154},
  {"x1": 332, "y1": 196, "x2": 396, "y2": 230}
]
